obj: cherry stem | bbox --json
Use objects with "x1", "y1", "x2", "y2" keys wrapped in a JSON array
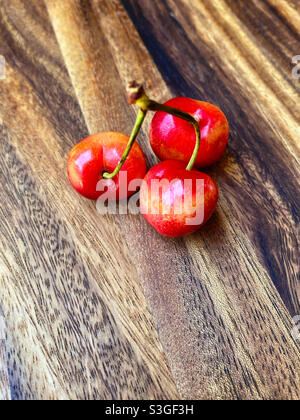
[
  {"x1": 103, "y1": 82, "x2": 201, "y2": 179},
  {"x1": 102, "y1": 108, "x2": 147, "y2": 179},
  {"x1": 127, "y1": 82, "x2": 201, "y2": 171},
  {"x1": 142, "y1": 100, "x2": 201, "y2": 171}
]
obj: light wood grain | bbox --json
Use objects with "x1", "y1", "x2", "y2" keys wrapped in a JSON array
[{"x1": 0, "y1": 0, "x2": 299, "y2": 400}]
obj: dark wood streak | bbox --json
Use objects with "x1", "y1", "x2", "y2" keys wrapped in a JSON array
[
  {"x1": 0, "y1": 306, "x2": 11, "y2": 400},
  {"x1": 224, "y1": 0, "x2": 300, "y2": 96},
  {"x1": 122, "y1": 0, "x2": 300, "y2": 315},
  {"x1": 265, "y1": 0, "x2": 300, "y2": 38}
]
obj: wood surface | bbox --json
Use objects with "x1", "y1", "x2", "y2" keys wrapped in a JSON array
[
  {"x1": 0, "y1": 0, "x2": 299, "y2": 400},
  {"x1": 0, "y1": 307, "x2": 11, "y2": 400},
  {"x1": 0, "y1": 341, "x2": 10, "y2": 400}
]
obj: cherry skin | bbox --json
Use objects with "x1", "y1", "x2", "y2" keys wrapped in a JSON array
[
  {"x1": 67, "y1": 132, "x2": 147, "y2": 200},
  {"x1": 140, "y1": 160, "x2": 219, "y2": 237},
  {"x1": 150, "y1": 98, "x2": 229, "y2": 168}
]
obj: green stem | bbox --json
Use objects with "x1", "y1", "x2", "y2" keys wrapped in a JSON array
[
  {"x1": 129, "y1": 82, "x2": 201, "y2": 171},
  {"x1": 143, "y1": 100, "x2": 201, "y2": 171},
  {"x1": 103, "y1": 82, "x2": 201, "y2": 179},
  {"x1": 102, "y1": 108, "x2": 147, "y2": 179}
]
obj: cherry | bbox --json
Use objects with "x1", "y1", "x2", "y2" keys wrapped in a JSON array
[
  {"x1": 125, "y1": 82, "x2": 219, "y2": 237},
  {"x1": 150, "y1": 97, "x2": 229, "y2": 168},
  {"x1": 67, "y1": 82, "x2": 220, "y2": 238},
  {"x1": 67, "y1": 131, "x2": 147, "y2": 200},
  {"x1": 140, "y1": 160, "x2": 218, "y2": 237}
]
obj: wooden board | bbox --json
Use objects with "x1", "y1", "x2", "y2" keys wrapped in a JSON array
[{"x1": 0, "y1": 0, "x2": 299, "y2": 400}]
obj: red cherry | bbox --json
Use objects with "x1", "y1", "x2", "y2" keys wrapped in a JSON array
[
  {"x1": 150, "y1": 98, "x2": 229, "y2": 168},
  {"x1": 140, "y1": 160, "x2": 219, "y2": 237},
  {"x1": 67, "y1": 132, "x2": 147, "y2": 200}
]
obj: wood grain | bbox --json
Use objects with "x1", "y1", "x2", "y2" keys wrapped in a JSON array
[
  {"x1": 0, "y1": 0, "x2": 177, "y2": 400},
  {"x1": 0, "y1": 343, "x2": 10, "y2": 400},
  {"x1": 0, "y1": 0, "x2": 299, "y2": 400},
  {"x1": 122, "y1": 0, "x2": 300, "y2": 315},
  {"x1": 0, "y1": 308, "x2": 11, "y2": 400}
]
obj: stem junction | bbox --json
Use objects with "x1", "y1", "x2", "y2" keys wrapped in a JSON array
[{"x1": 103, "y1": 81, "x2": 201, "y2": 179}]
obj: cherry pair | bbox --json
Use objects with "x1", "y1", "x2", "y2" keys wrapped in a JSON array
[{"x1": 67, "y1": 83, "x2": 229, "y2": 237}]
